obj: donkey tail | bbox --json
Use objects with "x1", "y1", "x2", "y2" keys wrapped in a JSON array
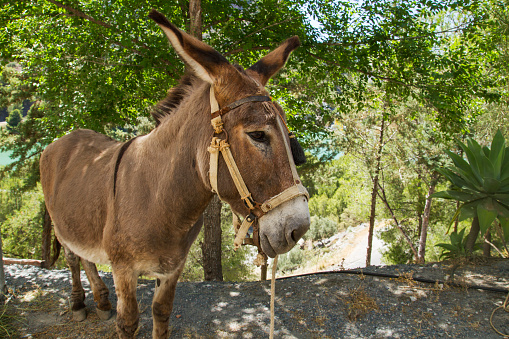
[
  {"x1": 43, "y1": 207, "x2": 61, "y2": 268},
  {"x1": 50, "y1": 236, "x2": 61, "y2": 267}
]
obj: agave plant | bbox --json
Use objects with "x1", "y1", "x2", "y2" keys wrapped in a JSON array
[
  {"x1": 432, "y1": 130, "x2": 509, "y2": 255},
  {"x1": 436, "y1": 228, "x2": 479, "y2": 260}
]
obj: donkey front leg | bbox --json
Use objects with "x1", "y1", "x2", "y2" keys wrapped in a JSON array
[
  {"x1": 113, "y1": 267, "x2": 139, "y2": 339},
  {"x1": 64, "y1": 247, "x2": 87, "y2": 321},
  {"x1": 151, "y1": 272, "x2": 180, "y2": 339},
  {"x1": 81, "y1": 259, "x2": 112, "y2": 320}
]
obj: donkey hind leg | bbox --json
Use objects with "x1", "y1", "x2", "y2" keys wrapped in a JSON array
[
  {"x1": 152, "y1": 272, "x2": 180, "y2": 339},
  {"x1": 113, "y1": 267, "x2": 139, "y2": 339},
  {"x1": 81, "y1": 259, "x2": 113, "y2": 320},
  {"x1": 64, "y1": 247, "x2": 87, "y2": 321}
]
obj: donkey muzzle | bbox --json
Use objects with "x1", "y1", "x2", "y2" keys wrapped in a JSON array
[{"x1": 258, "y1": 196, "x2": 310, "y2": 258}]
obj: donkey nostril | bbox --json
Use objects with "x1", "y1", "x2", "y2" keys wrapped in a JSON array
[
  {"x1": 290, "y1": 226, "x2": 307, "y2": 243},
  {"x1": 291, "y1": 230, "x2": 297, "y2": 243}
]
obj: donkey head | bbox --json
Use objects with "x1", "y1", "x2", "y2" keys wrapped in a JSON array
[{"x1": 149, "y1": 10, "x2": 310, "y2": 258}]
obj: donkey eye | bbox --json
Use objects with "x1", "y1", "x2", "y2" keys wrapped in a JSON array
[{"x1": 248, "y1": 131, "x2": 268, "y2": 143}]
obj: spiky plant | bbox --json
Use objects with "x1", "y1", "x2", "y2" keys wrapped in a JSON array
[{"x1": 432, "y1": 130, "x2": 509, "y2": 256}]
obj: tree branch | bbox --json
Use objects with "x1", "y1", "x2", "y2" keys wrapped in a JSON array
[
  {"x1": 224, "y1": 46, "x2": 271, "y2": 56},
  {"x1": 224, "y1": 17, "x2": 295, "y2": 55},
  {"x1": 320, "y1": 23, "x2": 474, "y2": 48},
  {"x1": 46, "y1": 0, "x2": 113, "y2": 29},
  {"x1": 308, "y1": 51, "x2": 411, "y2": 88},
  {"x1": 45, "y1": 0, "x2": 178, "y2": 74},
  {"x1": 377, "y1": 181, "x2": 418, "y2": 260}
]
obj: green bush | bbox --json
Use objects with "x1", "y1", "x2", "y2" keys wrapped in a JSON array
[
  {"x1": 306, "y1": 216, "x2": 338, "y2": 241},
  {"x1": 435, "y1": 228, "x2": 477, "y2": 260},
  {"x1": 0, "y1": 179, "x2": 44, "y2": 259},
  {"x1": 277, "y1": 246, "x2": 304, "y2": 273},
  {"x1": 378, "y1": 226, "x2": 414, "y2": 264},
  {"x1": 6, "y1": 109, "x2": 22, "y2": 133}
]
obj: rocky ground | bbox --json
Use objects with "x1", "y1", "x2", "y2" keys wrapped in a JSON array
[{"x1": 1, "y1": 258, "x2": 508, "y2": 338}]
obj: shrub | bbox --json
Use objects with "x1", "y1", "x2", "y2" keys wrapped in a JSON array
[
  {"x1": 6, "y1": 109, "x2": 22, "y2": 133},
  {"x1": 1, "y1": 188, "x2": 44, "y2": 259},
  {"x1": 277, "y1": 246, "x2": 304, "y2": 273},
  {"x1": 306, "y1": 216, "x2": 338, "y2": 241}
]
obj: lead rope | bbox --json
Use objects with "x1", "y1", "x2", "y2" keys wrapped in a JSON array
[
  {"x1": 270, "y1": 255, "x2": 278, "y2": 339},
  {"x1": 490, "y1": 290, "x2": 509, "y2": 337}
]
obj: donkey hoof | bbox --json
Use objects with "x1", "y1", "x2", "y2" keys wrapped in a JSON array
[
  {"x1": 72, "y1": 308, "x2": 87, "y2": 322},
  {"x1": 96, "y1": 308, "x2": 112, "y2": 320}
]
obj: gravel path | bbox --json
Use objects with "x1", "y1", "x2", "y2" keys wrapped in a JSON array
[{"x1": 3, "y1": 258, "x2": 509, "y2": 338}]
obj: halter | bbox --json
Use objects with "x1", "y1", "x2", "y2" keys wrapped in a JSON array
[{"x1": 207, "y1": 86, "x2": 309, "y2": 253}]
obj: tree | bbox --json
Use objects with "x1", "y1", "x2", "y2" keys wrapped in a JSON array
[
  {"x1": 0, "y1": 0, "x2": 506, "y2": 275},
  {"x1": 0, "y1": 1, "x2": 312, "y2": 278},
  {"x1": 5, "y1": 108, "x2": 21, "y2": 133}
]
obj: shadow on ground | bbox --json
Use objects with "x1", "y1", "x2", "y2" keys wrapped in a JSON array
[{"x1": 3, "y1": 258, "x2": 509, "y2": 338}]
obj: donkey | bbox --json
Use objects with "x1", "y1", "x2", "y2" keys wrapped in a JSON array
[{"x1": 40, "y1": 9, "x2": 310, "y2": 338}]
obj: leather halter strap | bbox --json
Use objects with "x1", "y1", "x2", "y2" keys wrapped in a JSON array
[
  {"x1": 211, "y1": 96, "x2": 271, "y2": 119},
  {"x1": 207, "y1": 86, "x2": 309, "y2": 251}
]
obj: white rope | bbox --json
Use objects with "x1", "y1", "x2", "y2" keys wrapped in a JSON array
[{"x1": 270, "y1": 255, "x2": 278, "y2": 339}]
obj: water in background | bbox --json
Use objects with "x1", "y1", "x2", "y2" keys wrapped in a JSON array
[{"x1": 0, "y1": 150, "x2": 13, "y2": 166}]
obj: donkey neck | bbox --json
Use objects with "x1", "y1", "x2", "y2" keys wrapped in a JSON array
[{"x1": 132, "y1": 82, "x2": 214, "y2": 225}]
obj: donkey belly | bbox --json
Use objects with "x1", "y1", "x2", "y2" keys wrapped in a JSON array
[{"x1": 41, "y1": 129, "x2": 121, "y2": 265}]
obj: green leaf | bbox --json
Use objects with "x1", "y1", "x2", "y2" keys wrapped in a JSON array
[
  {"x1": 437, "y1": 168, "x2": 473, "y2": 190},
  {"x1": 445, "y1": 150, "x2": 473, "y2": 174},
  {"x1": 501, "y1": 148, "x2": 509, "y2": 179},
  {"x1": 455, "y1": 167, "x2": 484, "y2": 191},
  {"x1": 436, "y1": 243, "x2": 457, "y2": 251},
  {"x1": 459, "y1": 205, "x2": 476, "y2": 220},
  {"x1": 483, "y1": 177, "x2": 501, "y2": 193},
  {"x1": 493, "y1": 200, "x2": 509, "y2": 218},
  {"x1": 490, "y1": 130, "x2": 505, "y2": 178},
  {"x1": 431, "y1": 190, "x2": 475, "y2": 202},
  {"x1": 444, "y1": 150, "x2": 483, "y2": 189},
  {"x1": 477, "y1": 199, "x2": 498, "y2": 236},
  {"x1": 492, "y1": 193, "x2": 509, "y2": 203},
  {"x1": 482, "y1": 146, "x2": 491, "y2": 158},
  {"x1": 457, "y1": 140, "x2": 483, "y2": 183},
  {"x1": 481, "y1": 159, "x2": 496, "y2": 181}
]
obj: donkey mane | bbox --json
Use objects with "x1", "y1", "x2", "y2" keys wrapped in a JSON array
[
  {"x1": 151, "y1": 65, "x2": 248, "y2": 126},
  {"x1": 151, "y1": 73, "x2": 196, "y2": 126}
]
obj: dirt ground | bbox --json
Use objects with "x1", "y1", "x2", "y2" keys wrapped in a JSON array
[{"x1": 2, "y1": 258, "x2": 509, "y2": 338}]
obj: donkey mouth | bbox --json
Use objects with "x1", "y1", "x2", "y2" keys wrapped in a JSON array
[
  {"x1": 260, "y1": 223, "x2": 309, "y2": 258},
  {"x1": 258, "y1": 197, "x2": 310, "y2": 258},
  {"x1": 260, "y1": 234, "x2": 278, "y2": 258}
]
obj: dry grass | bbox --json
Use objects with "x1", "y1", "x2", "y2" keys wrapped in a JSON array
[
  {"x1": 0, "y1": 302, "x2": 23, "y2": 338},
  {"x1": 340, "y1": 284, "x2": 378, "y2": 321},
  {"x1": 395, "y1": 270, "x2": 417, "y2": 287}
]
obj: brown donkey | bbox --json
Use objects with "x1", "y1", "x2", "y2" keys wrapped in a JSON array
[{"x1": 40, "y1": 9, "x2": 310, "y2": 338}]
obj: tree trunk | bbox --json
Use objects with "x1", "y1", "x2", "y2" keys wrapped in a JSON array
[
  {"x1": 189, "y1": 0, "x2": 202, "y2": 40},
  {"x1": 202, "y1": 195, "x2": 223, "y2": 281},
  {"x1": 0, "y1": 234, "x2": 5, "y2": 299},
  {"x1": 416, "y1": 172, "x2": 438, "y2": 264},
  {"x1": 465, "y1": 217, "x2": 480, "y2": 256},
  {"x1": 366, "y1": 116, "x2": 385, "y2": 267},
  {"x1": 41, "y1": 206, "x2": 52, "y2": 269},
  {"x1": 188, "y1": 0, "x2": 224, "y2": 281}
]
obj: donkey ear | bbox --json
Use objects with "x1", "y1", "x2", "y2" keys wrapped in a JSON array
[
  {"x1": 148, "y1": 9, "x2": 229, "y2": 84},
  {"x1": 247, "y1": 36, "x2": 300, "y2": 86}
]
